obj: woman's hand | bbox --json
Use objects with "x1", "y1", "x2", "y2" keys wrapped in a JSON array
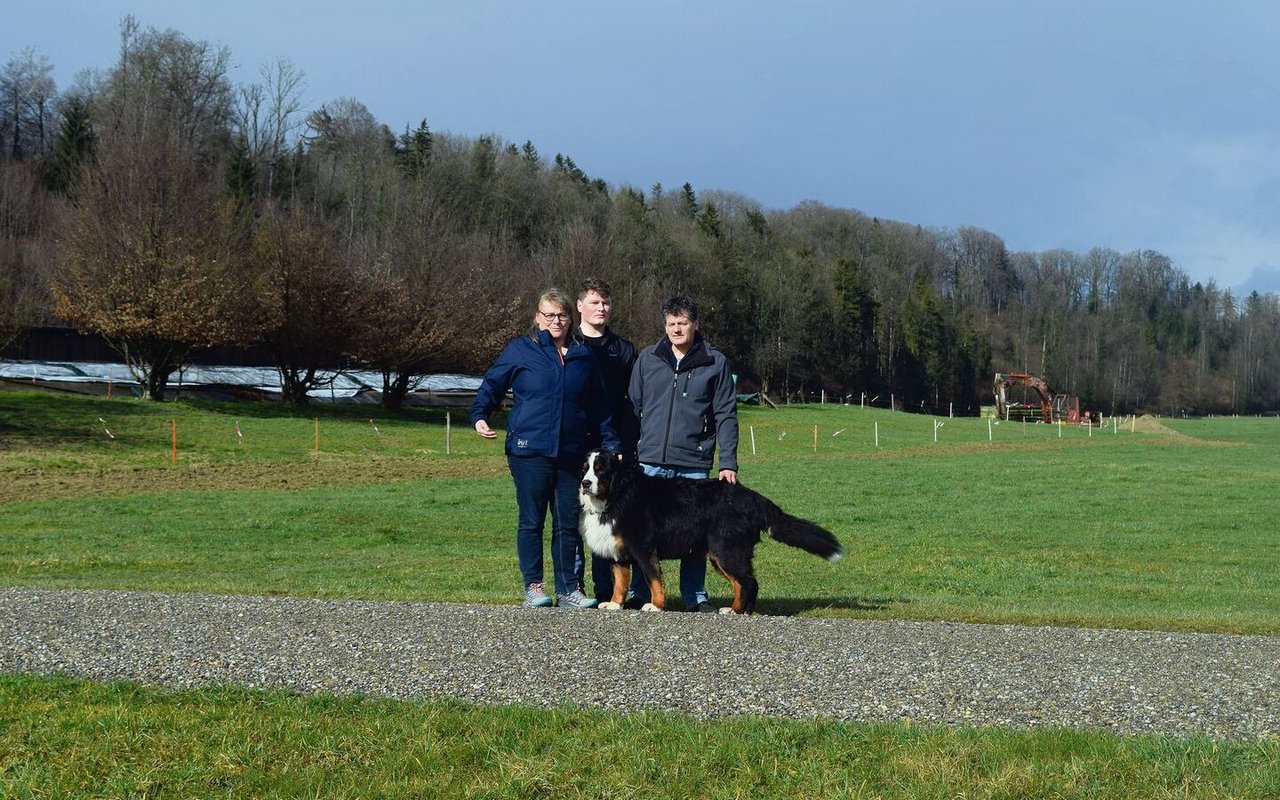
[{"x1": 474, "y1": 420, "x2": 497, "y2": 439}]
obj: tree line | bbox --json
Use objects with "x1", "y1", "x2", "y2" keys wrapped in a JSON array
[{"x1": 3, "y1": 19, "x2": 1278, "y2": 414}]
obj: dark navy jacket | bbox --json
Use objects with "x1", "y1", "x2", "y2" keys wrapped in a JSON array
[{"x1": 470, "y1": 329, "x2": 620, "y2": 460}]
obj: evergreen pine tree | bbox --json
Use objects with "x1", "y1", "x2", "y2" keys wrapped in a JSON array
[
  {"x1": 43, "y1": 94, "x2": 95, "y2": 196},
  {"x1": 396, "y1": 119, "x2": 432, "y2": 178},
  {"x1": 696, "y1": 200, "x2": 723, "y2": 239},
  {"x1": 833, "y1": 256, "x2": 881, "y2": 396},
  {"x1": 520, "y1": 139, "x2": 540, "y2": 169},
  {"x1": 680, "y1": 182, "x2": 699, "y2": 219},
  {"x1": 226, "y1": 137, "x2": 257, "y2": 208}
]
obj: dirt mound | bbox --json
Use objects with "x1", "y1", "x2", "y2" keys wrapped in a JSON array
[{"x1": 1130, "y1": 414, "x2": 1187, "y2": 436}]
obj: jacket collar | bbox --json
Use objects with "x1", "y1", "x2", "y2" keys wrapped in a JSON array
[
  {"x1": 573, "y1": 326, "x2": 613, "y2": 347},
  {"x1": 656, "y1": 333, "x2": 713, "y2": 372},
  {"x1": 534, "y1": 328, "x2": 575, "y2": 359}
]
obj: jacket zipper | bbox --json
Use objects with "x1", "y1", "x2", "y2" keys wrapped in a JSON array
[
  {"x1": 547, "y1": 336, "x2": 565, "y2": 458},
  {"x1": 661, "y1": 367, "x2": 678, "y2": 464}
]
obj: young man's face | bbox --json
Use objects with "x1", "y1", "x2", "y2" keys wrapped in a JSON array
[
  {"x1": 577, "y1": 290, "x2": 612, "y2": 329},
  {"x1": 664, "y1": 312, "x2": 699, "y2": 350}
]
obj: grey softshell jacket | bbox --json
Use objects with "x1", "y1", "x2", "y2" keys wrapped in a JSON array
[{"x1": 628, "y1": 334, "x2": 739, "y2": 472}]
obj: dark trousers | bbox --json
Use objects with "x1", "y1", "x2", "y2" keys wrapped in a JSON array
[{"x1": 508, "y1": 454, "x2": 584, "y2": 596}]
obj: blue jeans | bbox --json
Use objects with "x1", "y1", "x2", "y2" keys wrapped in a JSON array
[
  {"x1": 508, "y1": 454, "x2": 584, "y2": 596},
  {"x1": 628, "y1": 463, "x2": 710, "y2": 610}
]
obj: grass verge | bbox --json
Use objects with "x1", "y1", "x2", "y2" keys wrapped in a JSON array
[{"x1": 3, "y1": 675, "x2": 1277, "y2": 799}]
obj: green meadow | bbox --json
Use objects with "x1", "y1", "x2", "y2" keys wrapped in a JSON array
[
  {"x1": 1, "y1": 387, "x2": 1276, "y2": 798},
  {"x1": 2, "y1": 389, "x2": 1276, "y2": 634}
]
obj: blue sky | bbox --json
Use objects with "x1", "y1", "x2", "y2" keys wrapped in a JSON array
[{"x1": 9, "y1": 1, "x2": 1280, "y2": 294}]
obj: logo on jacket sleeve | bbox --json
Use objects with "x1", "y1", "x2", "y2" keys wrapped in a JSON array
[{"x1": 516, "y1": 438, "x2": 529, "y2": 449}]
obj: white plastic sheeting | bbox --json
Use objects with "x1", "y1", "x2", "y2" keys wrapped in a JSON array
[{"x1": 0, "y1": 359, "x2": 481, "y2": 400}]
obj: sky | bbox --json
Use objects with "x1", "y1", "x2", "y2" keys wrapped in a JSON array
[{"x1": 9, "y1": 0, "x2": 1280, "y2": 295}]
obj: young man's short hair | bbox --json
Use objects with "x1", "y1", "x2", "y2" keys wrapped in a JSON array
[
  {"x1": 662, "y1": 295, "x2": 699, "y2": 323},
  {"x1": 579, "y1": 277, "x2": 613, "y2": 300}
]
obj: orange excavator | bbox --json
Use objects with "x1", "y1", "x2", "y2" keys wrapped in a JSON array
[{"x1": 993, "y1": 372, "x2": 1085, "y2": 423}]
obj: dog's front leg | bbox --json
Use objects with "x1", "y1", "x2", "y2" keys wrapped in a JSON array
[
  {"x1": 636, "y1": 554, "x2": 666, "y2": 611},
  {"x1": 598, "y1": 563, "x2": 630, "y2": 611}
]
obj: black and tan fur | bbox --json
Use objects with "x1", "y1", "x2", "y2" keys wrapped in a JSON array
[{"x1": 578, "y1": 450, "x2": 842, "y2": 614}]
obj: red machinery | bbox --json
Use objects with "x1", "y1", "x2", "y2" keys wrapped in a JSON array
[{"x1": 993, "y1": 372, "x2": 1085, "y2": 423}]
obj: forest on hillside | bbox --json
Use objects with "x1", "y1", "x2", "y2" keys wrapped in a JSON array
[{"x1": 2, "y1": 19, "x2": 1278, "y2": 413}]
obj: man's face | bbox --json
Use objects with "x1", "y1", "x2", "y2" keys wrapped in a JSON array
[
  {"x1": 664, "y1": 312, "x2": 698, "y2": 349},
  {"x1": 577, "y1": 291, "x2": 612, "y2": 328}
]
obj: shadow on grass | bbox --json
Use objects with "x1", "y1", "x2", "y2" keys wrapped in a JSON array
[
  {"x1": 0, "y1": 387, "x2": 177, "y2": 447},
  {"x1": 740, "y1": 595, "x2": 908, "y2": 617}
]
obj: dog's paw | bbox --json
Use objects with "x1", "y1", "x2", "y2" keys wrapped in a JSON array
[
  {"x1": 641, "y1": 603, "x2": 662, "y2": 612},
  {"x1": 717, "y1": 607, "x2": 738, "y2": 615},
  {"x1": 598, "y1": 601, "x2": 622, "y2": 611}
]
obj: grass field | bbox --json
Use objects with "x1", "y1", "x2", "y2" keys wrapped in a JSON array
[
  {"x1": 2, "y1": 388, "x2": 1277, "y2": 634},
  {"x1": 1, "y1": 386, "x2": 1277, "y2": 798}
]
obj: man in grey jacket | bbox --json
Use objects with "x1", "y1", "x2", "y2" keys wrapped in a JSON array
[{"x1": 627, "y1": 295, "x2": 739, "y2": 612}]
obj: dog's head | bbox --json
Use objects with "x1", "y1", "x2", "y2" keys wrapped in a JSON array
[{"x1": 580, "y1": 449, "x2": 627, "y2": 500}]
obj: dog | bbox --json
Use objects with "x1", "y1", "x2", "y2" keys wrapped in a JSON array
[{"x1": 578, "y1": 450, "x2": 842, "y2": 615}]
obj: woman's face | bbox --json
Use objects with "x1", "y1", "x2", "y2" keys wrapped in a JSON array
[{"x1": 535, "y1": 302, "x2": 571, "y2": 340}]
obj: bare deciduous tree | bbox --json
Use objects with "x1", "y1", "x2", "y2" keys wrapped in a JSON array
[
  {"x1": 54, "y1": 129, "x2": 248, "y2": 399},
  {"x1": 0, "y1": 47, "x2": 57, "y2": 163},
  {"x1": 250, "y1": 206, "x2": 363, "y2": 404},
  {"x1": 234, "y1": 58, "x2": 305, "y2": 196},
  {"x1": 102, "y1": 16, "x2": 234, "y2": 157},
  {"x1": 0, "y1": 161, "x2": 57, "y2": 352}
]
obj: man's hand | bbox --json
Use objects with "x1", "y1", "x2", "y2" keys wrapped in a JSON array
[
  {"x1": 474, "y1": 420, "x2": 497, "y2": 439},
  {"x1": 717, "y1": 469, "x2": 737, "y2": 484}
]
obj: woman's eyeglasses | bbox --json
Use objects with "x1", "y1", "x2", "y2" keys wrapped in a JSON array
[{"x1": 539, "y1": 311, "x2": 570, "y2": 322}]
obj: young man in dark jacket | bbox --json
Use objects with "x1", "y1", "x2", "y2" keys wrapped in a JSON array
[
  {"x1": 627, "y1": 295, "x2": 739, "y2": 612},
  {"x1": 574, "y1": 278, "x2": 640, "y2": 602}
]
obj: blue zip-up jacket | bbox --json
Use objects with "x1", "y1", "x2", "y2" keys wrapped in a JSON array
[
  {"x1": 629, "y1": 333, "x2": 738, "y2": 472},
  {"x1": 470, "y1": 328, "x2": 620, "y2": 460}
]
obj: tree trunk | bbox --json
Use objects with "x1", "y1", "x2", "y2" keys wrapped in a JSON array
[{"x1": 380, "y1": 369, "x2": 411, "y2": 411}]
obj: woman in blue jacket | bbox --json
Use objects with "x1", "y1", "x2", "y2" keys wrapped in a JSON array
[{"x1": 471, "y1": 288, "x2": 620, "y2": 609}]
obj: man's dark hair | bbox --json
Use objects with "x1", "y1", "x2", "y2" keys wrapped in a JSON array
[
  {"x1": 579, "y1": 277, "x2": 613, "y2": 299},
  {"x1": 662, "y1": 295, "x2": 699, "y2": 322}
]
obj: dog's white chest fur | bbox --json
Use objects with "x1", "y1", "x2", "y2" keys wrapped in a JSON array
[
  {"x1": 578, "y1": 453, "x2": 622, "y2": 561},
  {"x1": 579, "y1": 491, "x2": 621, "y2": 561}
]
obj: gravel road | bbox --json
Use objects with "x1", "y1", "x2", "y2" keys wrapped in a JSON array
[{"x1": 2, "y1": 587, "x2": 1276, "y2": 741}]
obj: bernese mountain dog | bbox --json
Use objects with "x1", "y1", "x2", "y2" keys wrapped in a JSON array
[{"x1": 578, "y1": 450, "x2": 842, "y2": 615}]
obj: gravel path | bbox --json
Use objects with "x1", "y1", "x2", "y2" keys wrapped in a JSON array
[{"x1": 2, "y1": 587, "x2": 1277, "y2": 741}]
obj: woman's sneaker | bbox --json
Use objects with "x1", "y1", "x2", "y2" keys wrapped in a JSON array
[
  {"x1": 556, "y1": 589, "x2": 599, "y2": 609},
  {"x1": 523, "y1": 583, "x2": 553, "y2": 608}
]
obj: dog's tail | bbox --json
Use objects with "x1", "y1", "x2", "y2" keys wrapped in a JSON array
[{"x1": 762, "y1": 499, "x2": 843, "y2": 562}]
